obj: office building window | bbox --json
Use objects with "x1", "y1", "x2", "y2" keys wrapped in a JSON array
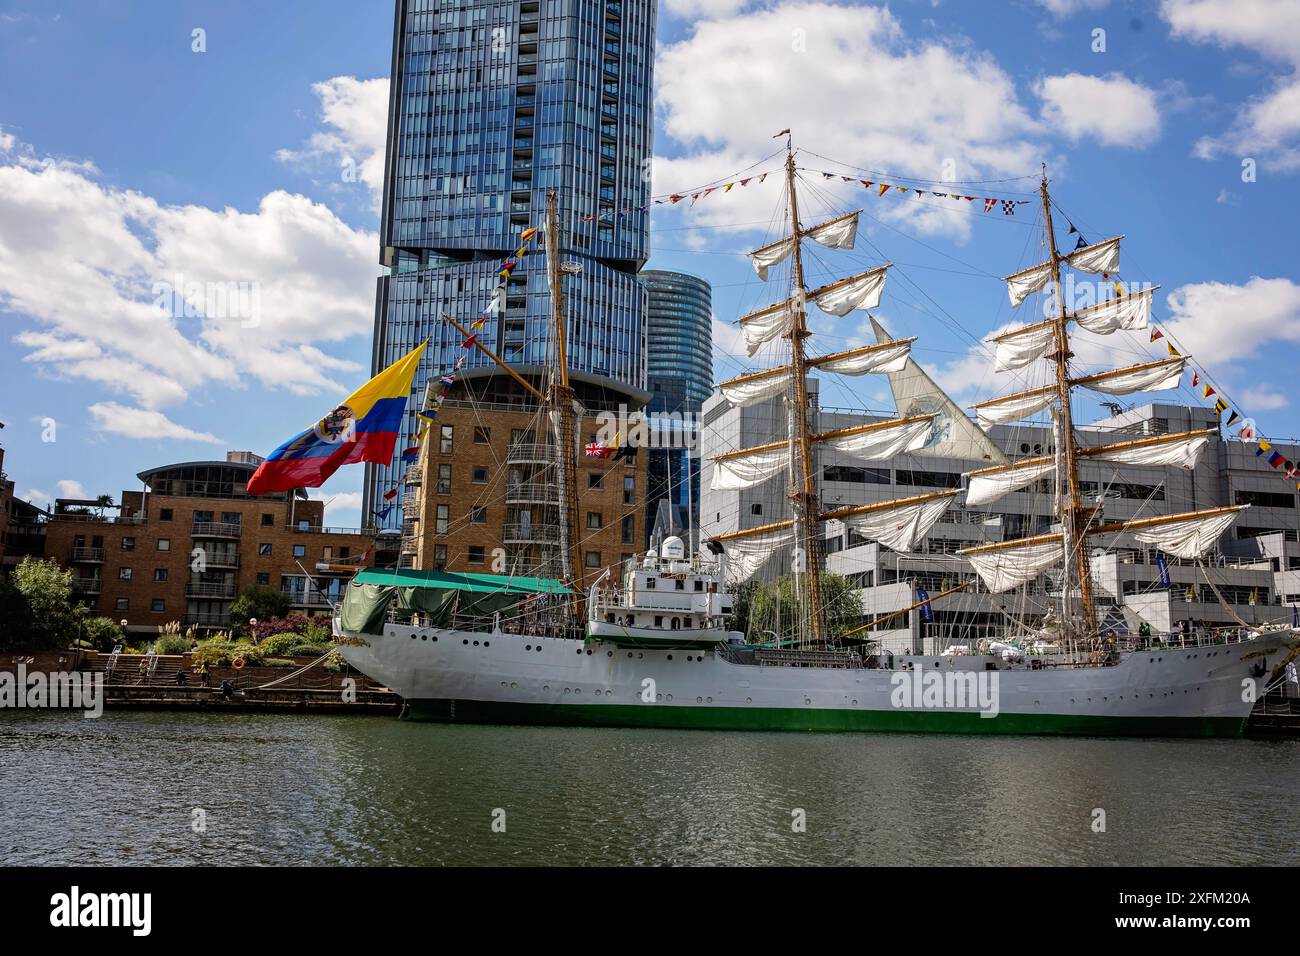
[
  {"x1": 438, "y1": 463, "x2": 452, "y2": 495},
  {"x1": 292, "y1": 545, "x2": 306, "y2": 558},
  {"x1": 472, "y1": 466, "x2": 489, "y2": 483},
  {"x1": 587, "y1": 512, "x2": 603, "y2": 529},
  {"x1": 159, "y1": 508, "x2": 173, "y2": 521},
  {"x1": 153, "y1": 569, "x2": 167, "y2": 582},
  {"x1": 151, "y1": 599, "x2": 165, "y2": 612},
  {"x1": 259, "y1": 543, "x2": 272, "y2": 556},
  {"x1": 474, "y1": 426, "x2": 491, "y2": 444},
  {"x1": 436, "y1": 505, "x2": 450, "y2": 534},
  {"x1": 468, "y1": 545, "x2": 485, "y2": 564},
  {"x1": 119, "y1": 567, "x2": 132, "y2": 581},
  {"x1": 157, "y1": 539, "x2": 170, "y2": 552},
  {"x1": 116, "y1": 598, "x2": 129, "y2": 611},
  {"x1": 440, "y1": 425, "x2": 454, "y2": 454},
  {"x1": 585, "y1": 551, "x2": 602, "y2": 569},
  {"x1": 261, "y1": 513, "x2": 275, "y2": 527},
  {"x1": 121, "y1": 537, "x2": 135, "y2": 551},
  {"x1": 256, "y1": 572, "x2": 270, "y2": 585},
  {"x1": 470, "y1": 506, "x2": 487, "y2": 524}
]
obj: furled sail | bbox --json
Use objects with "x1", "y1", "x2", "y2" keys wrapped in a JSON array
[
  {"x1": 1089, "y1": 429, "x2": 1211, "y2": 470},
  {"x1": 1075, "y1": 357, "x2": 1185, "y2": 396},
  {"x1": 810, "y1": 339, "x2": 913, "y2": 376},
  {"x1": 822, "y1": 492, "x2": 956, "y2": 553},
  {"x1": 1066, "y1": 236, "x2": 1122, "y2": 276},
  {"x1": 1070, "y1": 286, "x2": 1157, "y2": 334},
  {"x1": 749, "y1": 237, "x2": 793, "y2": 281},
  {"x1": 992, "y1": 320, "x2": 1055, "y2": 372},
  {"x1": 1005, "y1": 262, "x2": 1053, "y2": 308},
  {"x1": 871, "y1": 317, "x2": 1009, "y2": 464},
  {"x1": 1003, "y1": 237, "x2": 1122, "y2": 307},
  {"x1": 973, "y1": 386, "x2": 1056, "y2": 428},
  {"x1": 962, "y1": 536, "x2": 1063, "y2": 593},
  {"x1": 815, "y1": 416, "x2": 934, "y2": 459},
  {"x1": 718, "y1": 368, "x2": 790, "y2": 408},
  {"x1": 719, "y1": 340, "x2": 916, "y2": 409},
  {"x1": 738, "y1": 300, "x2": 795, "y2": 356},
  {"x1": 803, "y1": 210, "x2": 859, "y2": 251},
  {"x1": 966, "y1": 458, "x2": 1055, "y2": 506},
  {"x1": 710, "y1": 442, "x2": 788, "y2": 491},
  {"x1": 809, "y1": 265, "x2": 890, "y2": 316},
  {"x1": 712, "y1": 522, "x2": 796, "y2": 581},
  {"x1": 1092, "y1": 506, "x2": 1245, "y2": 561}
]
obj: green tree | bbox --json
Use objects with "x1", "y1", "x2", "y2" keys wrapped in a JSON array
[
  {"x1": 230, "y1": 586, "x2": 293, "y2": 633},
  {"x1": 0, "y1": 575, "x2": 35, "y2": 650},
  {"x1": 10, "y1": 557, "x2": 76, "y2": 650},
  {"x1": 728, "y1": 573, "x2": 863, "y2": 644}
]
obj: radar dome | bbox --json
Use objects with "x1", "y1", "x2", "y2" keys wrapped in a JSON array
[{"x1": 660, "y1": 536, "x2": 686, "y2": 560}]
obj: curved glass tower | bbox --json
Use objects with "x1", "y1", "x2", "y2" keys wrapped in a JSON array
[
  {"x1": 364, "y1": 0, "x2": 656, "y2": 525},
  {"x1": 640, "y1": 270, "x2": 712, "y2": 546}
]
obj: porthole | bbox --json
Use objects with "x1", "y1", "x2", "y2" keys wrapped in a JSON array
[
  {"x1": 536, "y1": 645, "x2": 542, "y2": 653},
  {"x1": 585, "y1": 649, "x2": 592, "y2": 656},
  {"x1": 510, "y1": 682, "x2": 518, "y2": 689},
  {"x1": 667, "y1": 654, "x2": 673, "y2": 661},
  {"x1": 697, "y1": 696, "x2": 703, "y2": 703},
  {"x1": 576, "y1": 649, "x2": 583, "y2": 655},
  {"x1": 745, "y1": 697, "x2": 752, "y2": 704},
  {"x1": 483, "y1": 641, "x2": 489, "y2": 647},
  {"x1": 420, "y1": 635, "x2": 426, "y2": 641},
  {"x1": 804, "y1": 697, "x2": 812, "y2": 705},
  {"x1": 526, "y1": 645, "x2": 532, "y2": 651},
  {"x1": 706, "y1": 696, "x2": 713, "y2": 703},
  {"x1": 666, "y1": 694, "x2": 673, "y2": 701},
  {"x1": 627, "y1": 652, "x2": 633, "y2": 658},
  {"x1": 607, "y1": 650, "x2": 613, "y2": 657},
  {"x1": 463, "y1": 639, "x2": 469, "y2": 645},
  {"x1": 473, "y1": 640, "x2": 479, "y2": 646}
]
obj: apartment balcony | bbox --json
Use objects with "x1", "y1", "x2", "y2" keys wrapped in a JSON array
[
  {"x1": 195, "y1": 552, "x2": 240, "y2": 569},
  {"x1": 192, "y1": 521, "x2": 242, "y2": 539},
  {"x1": 506, "y1": 443, "x2": 555, "y2": 466},
  {"x1": 503, "y1": 523, "x2": 561, "y2": 546},
  {"x1": 401, "y1": 492, "x2": 421, "y2": 515},
  {"x1": 184, "y1": 612, "x2": 232, "y2": 628},
  {"x1": 505, "y1": 483, "x2": 561, "y2": 506},
  {"x1": 187, "y1": 581, "x2": 237, "y2": 599},
  {"x1": 283, "y1": 588, "x2": 334, "y2": 608},
  {"x1": 72, "y1": 576, "x2": 102, "y2": 594},
  {"x1": 69, "y1": 547, "x2": 105, "y2": 563}
]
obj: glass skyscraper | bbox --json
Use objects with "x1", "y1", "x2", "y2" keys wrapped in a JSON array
[
  {"x1": 364, "y1": 0, "x2": 656, "y2": 525},
  {"x1": 640, "y1": 269, "x2": 712, "y2": 545}
]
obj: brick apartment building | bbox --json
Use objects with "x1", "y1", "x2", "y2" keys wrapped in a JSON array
[
  {"x1": 402, "y1": 371, "x2": 649, "y2": 589},
  {"x1": 0, "y1": 446, "x2": 11, "y2": 567},
  {"x1": 40, "y1": 452, "x2": 383, "y2": 634}
]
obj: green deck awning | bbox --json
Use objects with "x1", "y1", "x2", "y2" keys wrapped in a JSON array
[
  {"x1": 351, "y1": 568, "x2": 571, "y2": 595},
  {"x1": 340, "y1": 568, "x2": 571, "y2": 636}
]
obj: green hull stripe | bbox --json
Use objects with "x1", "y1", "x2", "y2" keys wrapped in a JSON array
[{"x1": 403, "y1": 698, "x2": 1246, "y2": 738}]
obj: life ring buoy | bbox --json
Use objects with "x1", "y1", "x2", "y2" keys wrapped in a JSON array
[{"x1": 231, "y1": 656, "x2": 246, "y2": 670}]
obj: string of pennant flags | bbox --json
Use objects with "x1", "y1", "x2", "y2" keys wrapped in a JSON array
[
  {"x1": 577, "y1": 165, "x2": 1037, "y2": 224},
  {"x1": 802, "y1": 168, "x2": 1034, "y2": 215},
  {"x1": 372, "y1": 226, "x2": 543, "y2": 519}
]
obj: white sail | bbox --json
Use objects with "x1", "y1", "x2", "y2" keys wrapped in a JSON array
[
  {"x1": 1120, "y1": 507, "x2": 1244, "y2": 561},
  {"x1": 1005, "y1": 261, "x2": 1053, "y2": 308},
  {"x1": 804, "y1": 210, "x2": 859, "y2": 250},
  {"x1": 719, "y1": 369, "x2": 790, "y2": 408},
  {"x1": 750, "y1": 238, "x2": 793, "y2": 281},
  {"x1": 817, "y1": 416, "x2": 934, "y2": 460},
  {"x1": 720, "y1": 527, "x2": 795, "y2": 581},
  {"x1": 836, "y1": 494, "x2": 954, "y2": 553},
  {"x1": 964, "y1": 537, "x2": 1063, "y2": 593},
  {"x1": 974, "y1": 387, "x2": 1055, "y2": 428},
  {"x1": 812, "y1": 339, "x2": 912, "y2": 375},
  {"x1": 738, "y1": 300, "x2": 795, "y2": 357},
  {"x1": 965, "y1": 459, "x2": 1055, "y2": 507},
  {"x1": 1078, "y1": 357, "x2": 1185, "y2": 396},
  {"x1": 993, "y1": 321, "x2": 1055, "y2": 372},
  {"x1": 1071, "y1": 286, "x2": 1156, "y2": 334},
  {"x1": 710, "y1": 444, "x2": 787, "y2": 491},
  {"x1": 1066, "y1": 236, "x2": 1122, "y2": 276},
  {"x1": 809, "y1": 266, "x2": 889, "y2": 316},
  {"x1": 1091, "y1": 430, "x2": 1208, "y2": 469},
  {"x1": 871, "y1": 317, "x2": 1008, "y2": 464}
]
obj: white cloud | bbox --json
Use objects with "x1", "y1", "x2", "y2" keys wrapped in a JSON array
[
  {"x1": 1161, "y1": 0, "x2": 1300, "y2": 171},
  {"x1": 1162, "y1": 276, "x2": 1300, "y2": 363},
  {"x1": 23, "y1": 488, "x2": 52, "y2": 508},
  {"x1": 663, "y1": 0, "x2": 753, "y2": 15},
  {"x1": 1037, "y1": 73, "x2": 1162, "y2": 146},
  {"x1": 0, "y1": 133, "x2": 375, "y2": 422},
  {"x1": 310, "y1": 490, "x2": 364, "y2": 527},
  {"x1": 1033, "y1": 0, "x2": 1110, "y2": 15},
  {"x1": 654, "y1": 2, "x2": 1043, "y2": 242},
  {"x1": 88, "y1": 402, "x2": 224, "y2": 444},
  {"x1": 1193, "y1": 76, "x2": 1300, "y2": 170},
  {"x1": 275, "y1": 76, "x2": 390, "y2": 203},
  {"x1": 1241, "y1": 385, "x2": 1289, "y2": 410},
  {"x1": 1161, "y1": 0, "x2": 1300, "y2": 64},
  {"x1": 55, "y1": 479, "x2": 89, "y2": 499}
]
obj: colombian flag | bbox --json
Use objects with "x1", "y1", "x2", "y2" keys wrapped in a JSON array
[{"x1": 246, "y1": 342, "x2": 426, "y2": 495}]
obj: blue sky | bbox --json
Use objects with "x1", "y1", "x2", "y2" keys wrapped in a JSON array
[{"x1": 2, "y1": 0, "x2": 1299, "y2": 527}]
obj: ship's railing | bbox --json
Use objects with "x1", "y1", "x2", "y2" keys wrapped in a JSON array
[{"x1": 383, "y1": 606, "x2": 583, "y2": 640}]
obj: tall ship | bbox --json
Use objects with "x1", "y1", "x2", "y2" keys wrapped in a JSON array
[{"x1": 336, "y1": 139, "x2": 1299, "y2": 736}]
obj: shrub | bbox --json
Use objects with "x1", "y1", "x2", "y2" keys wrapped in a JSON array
[
  {"x1": 10, "y1": 558, "x2": 75, "y2": 650},
  {"x1": 190, "y1": 642, "x2": 264, "y2": 668},
  {"x1": 153, "y1": 635, "x2": 191, "y2": 656},
  {"x1": 230, "y1": 586, "x2": 292, "y2": 632},
  {"x1": 286, "y1": 643, "x2": 332, "y2": 658},
  {"x1": 257, "y1": 632, "x2": 307, "y2": 657},
  {"x1": 80, "y1": 617, "x2": 126, "y2": 652}
]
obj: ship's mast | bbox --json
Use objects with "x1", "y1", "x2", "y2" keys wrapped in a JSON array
[
  {"x1": 544, "y1": 190, "x2": 583, "y2": 614},
  {"x1": 783, "y1": 141, "x2": 827, "y2": 646},
  {"x1": 1039, "y1": 168, "x2": 1097, "y2": 634}
]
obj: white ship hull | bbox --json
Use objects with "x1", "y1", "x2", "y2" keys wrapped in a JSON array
[{"x1": 337, "y1": 618, "x2": 1298, "y2": 737}]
